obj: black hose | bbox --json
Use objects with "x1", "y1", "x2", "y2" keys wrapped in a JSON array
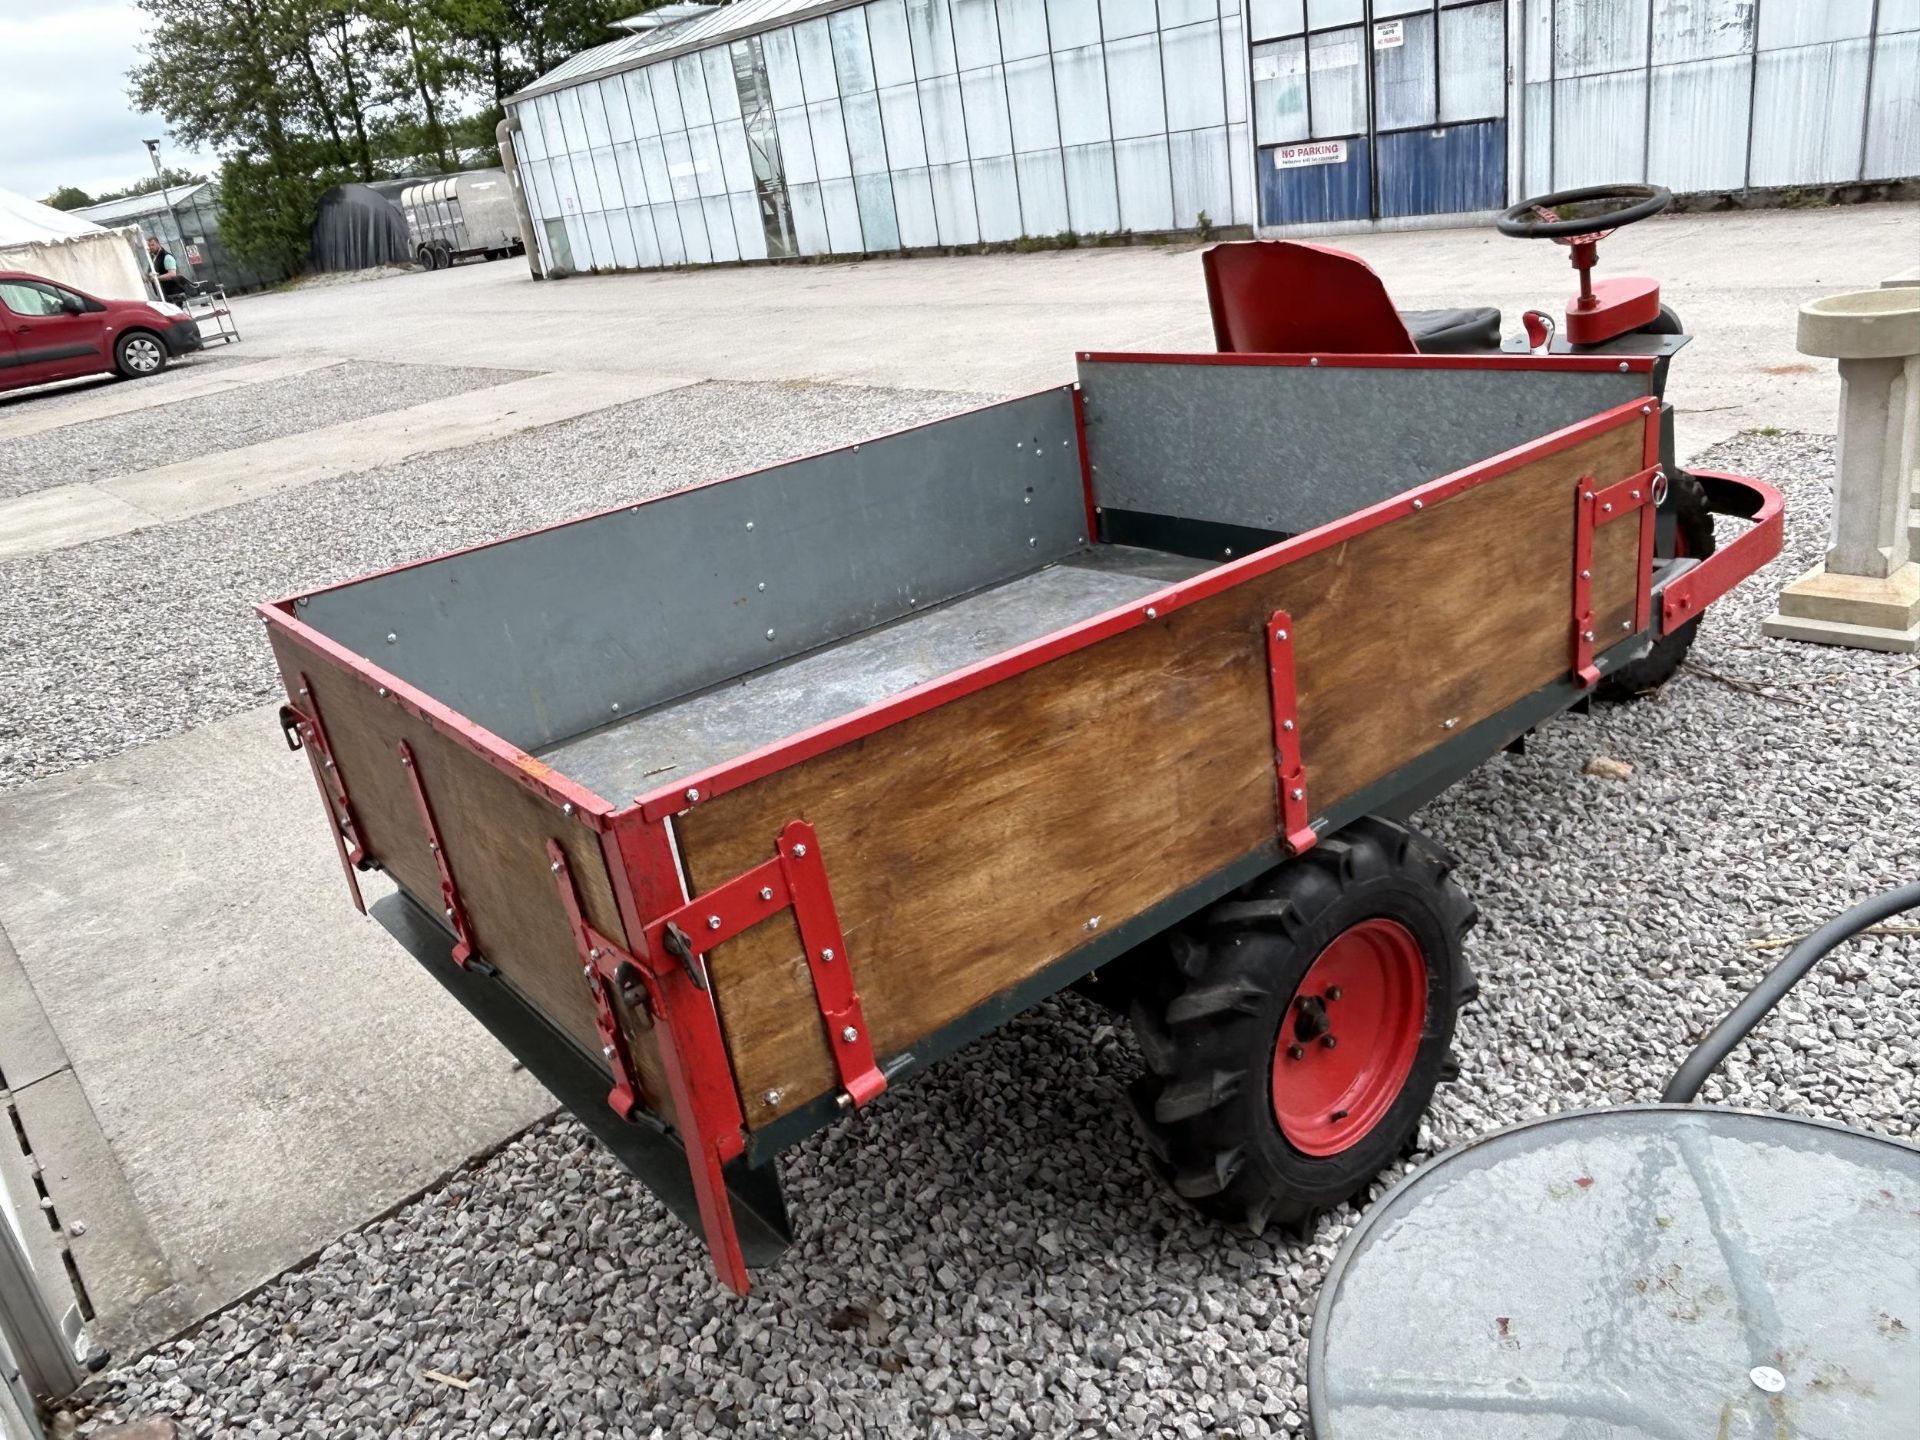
[{"x1": 1661, "y1": 879, "x2": 1920, "y2": 1104}]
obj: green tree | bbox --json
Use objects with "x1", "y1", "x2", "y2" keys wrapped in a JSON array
[{"x1": 42, "y1": 186, "x2": 96, "y2": 211}]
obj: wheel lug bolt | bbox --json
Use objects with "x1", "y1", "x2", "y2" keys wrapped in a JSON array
[
  {"x1": 1326, "y1": 986, "x2": 1342, "y2": 1001},
  {"x1": 1288, "y1": 1044, "x2": 1305, "y2": 1061},
  {"x1": 1321, "y1": 1034, "x2": 1338, "y2": 1050}
]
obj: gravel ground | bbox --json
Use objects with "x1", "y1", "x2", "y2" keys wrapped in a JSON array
[
  {"x1": 0, "y1": 381, "x2": 980, "y2": 789},
  {"x1": 0, "y1": 346, "x2": 244, "y2": 419},
  {"x1": 57, "y1": 428, "x2": 1920, "y2": 1436},
  {"x1": 0, "y1": 361, "x2": 524, "y2": 498}
]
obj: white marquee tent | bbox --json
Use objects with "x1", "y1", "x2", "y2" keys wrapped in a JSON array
[{"x1": 0, "y1": 187, "x2": 151, "y2": 300}]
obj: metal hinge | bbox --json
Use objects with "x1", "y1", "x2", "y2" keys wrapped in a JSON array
[
  {"x1": 646, "y1": 820, "x2": 886, "y2": 1112},
  {"x1": 398, "y1": 740, "x2": 475, "y2": 967},
  {"x1": 1266, "y1": 612, "x2": 1316, "y2": 856},
  {"x1": 548, "y1": 840, "x2": 654, "y2": 1121},
  {"x1": 1572, "y1": 467, "x2": 1662, "y2": 685},
  {"x1": 279, "y1": 672, "x2": 366, "y2": 913}
]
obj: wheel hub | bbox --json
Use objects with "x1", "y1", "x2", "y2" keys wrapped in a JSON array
[{"x1": 1271, "y1": 918, "x2": 1428, "y2": 1156}]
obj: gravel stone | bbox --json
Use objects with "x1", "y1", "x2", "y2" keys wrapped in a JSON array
[
  {"x1": 42, "y1": 427, "x2": 1920, "y2": 1436},
  {"x1": 0, "y1": 360, "x2": 526, "y2": 498},
  {"x1": 0, "y1": 379, "x2": 979, "y2": 790}
]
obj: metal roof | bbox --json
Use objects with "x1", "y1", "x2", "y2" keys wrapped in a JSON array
[
  {"x1": 506, "y1": 0, "x2": 867, "y2": 103},
  {"x1": 72, "y1": 181, "x2": 214, "y2": 225}
]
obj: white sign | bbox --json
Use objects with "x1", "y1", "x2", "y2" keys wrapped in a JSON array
[
  {"x1": 1373, "y1": 18, "x2": 1404, "y2": 48},
  {"x1": 1251, "y1": 51, "x2": 1282, "y2": 81},
  {"x1": 1273, "y1": 140, "x2": 1348, "y2": 170}
]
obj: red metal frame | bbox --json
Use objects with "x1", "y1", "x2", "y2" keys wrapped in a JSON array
[
  {"x1": 1076, "y1": 350, "x2": 1659, "y2": 375},
  {"x1": 1266, "y1": 612, "x2": 1315, "y2": 856},
  {"x1": 398, "y1": 740, "x2": 475, "y2": 967},
  {"x1": 1070, "y1": 382, "x2": 1099, "y2": 544},
  {"x1": 643, "y1": 821, "x2": 884, "y2": 1112},
  {"x1": 1661, "y1": 470, "x2": 1786, "y2": 631},
  {"x1": 277, "y1": 673, "x2": 366, "y2": 914},
  {"x1": 645, "y1": 394, "x2": 1661, "y2": 824},
  {"x1": 1571, "y1": 465, "x2": 1660, "y2": 685}
]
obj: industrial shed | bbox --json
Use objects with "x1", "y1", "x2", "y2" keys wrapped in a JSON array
[{"x1": 503, "y1": 0, "x2": 1920, "y2": 275}]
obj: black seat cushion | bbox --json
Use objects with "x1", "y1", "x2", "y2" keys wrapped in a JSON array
[{"x1": 1400, "y1": 306, "x2": 1502, "y2": 354}]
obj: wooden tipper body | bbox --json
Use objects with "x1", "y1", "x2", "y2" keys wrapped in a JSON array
[{"x1": 261, "y1": 348, "x2": 1781, "y2": 1290}]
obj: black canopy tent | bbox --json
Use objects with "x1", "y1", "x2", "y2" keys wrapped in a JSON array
[{"x1": 310, "y1": 183, "x2": 410, "y2": 272}]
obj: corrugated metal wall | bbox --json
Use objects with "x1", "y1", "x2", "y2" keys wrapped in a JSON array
[
  {"x1": 508, "y1": 0, "x2": 1258, "y2": 273},
  {"x1": 1524, "y1": 0, "x2": 1920, "y2": 196}
]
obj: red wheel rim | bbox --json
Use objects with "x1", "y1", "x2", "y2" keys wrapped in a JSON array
[{"x1": 1270, "y1": 918, "x2": 1428, "y2": 1156}]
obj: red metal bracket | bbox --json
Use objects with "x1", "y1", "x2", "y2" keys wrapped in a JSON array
[
  {"x1": 1266, "y1": 613, "x2": 1315, "y2": 856},
  {"x1": 1571, "y1": 468, "x2": 1660, "y2": 686},
  {"x1": 398, "y1": 740, "x2": 475, "y2": 967},
  {"x1": 1661, "y1": 469, "x2": 1787, "y2": 630},
  {"x1": 646, "y1": 820, "x2": 886, "y2": 1111},
  {"x1": 548, "y1": 840, "x2": 654, "y2": 1122},
  {"x1": 278, "y1": 672, "x2": 366, "y2": 913}
]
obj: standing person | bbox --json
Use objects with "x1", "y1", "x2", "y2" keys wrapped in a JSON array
[{"x1": 145, "y1": 233, "x2": 186, "y2": 302}]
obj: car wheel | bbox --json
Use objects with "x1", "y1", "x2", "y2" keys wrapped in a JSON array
[{"x1": 115, "y1": 330, "x2": 168, "y2": 378}]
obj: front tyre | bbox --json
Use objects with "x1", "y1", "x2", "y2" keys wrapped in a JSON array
[
  {"x1": 114, "y1": 330, "x2": 168, "y2": 379},
  {"x1": 1129, "y1": 817, "x2": 1477, "y2": 1235}
]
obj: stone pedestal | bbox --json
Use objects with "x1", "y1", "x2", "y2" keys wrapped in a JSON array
[{"x1": 1763, "y1": 287, "x2": 1920, "y2": 652}]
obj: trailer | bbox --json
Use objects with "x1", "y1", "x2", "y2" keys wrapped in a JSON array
[
  {"x1": 262, "y1": 185, "x2": 1784, "y2": 1292},
  {"x1": 400, "y1": 172, "x2": 522, "y2": 271}
]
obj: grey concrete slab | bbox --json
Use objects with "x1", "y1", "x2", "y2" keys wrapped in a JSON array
[
  {"x1": 0, "y1": 370, "x2": 691, "y2": 560},
  {"x1": 219, "y1": 202, "x2": 1920, "y2": 460},
  {"x1": 0, "y1": 703, "x2": 554, "y2": 1347},
  {"x1": 0, "y1": 924, "x2": 69, "y2": 1092},
  {"x1": 0, "y1": 357, "x2": 343, "y2": 440}
]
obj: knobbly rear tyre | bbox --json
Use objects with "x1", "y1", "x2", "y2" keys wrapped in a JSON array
[{"x1": 1129, "y1": 817, "x2": 1477, "y2": 1235}]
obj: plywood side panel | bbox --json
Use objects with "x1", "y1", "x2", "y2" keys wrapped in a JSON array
[
  {"x1": 676, "y1": 423, "x2": 1646, "y2": 1127},
  {"x1": 269, "y1": 630, "x2": 677, "y2": 1125}
]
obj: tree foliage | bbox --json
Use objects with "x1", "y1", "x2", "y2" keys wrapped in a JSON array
[{"x1": 128, "y1": 0, "x2": 642, "y2": 265}]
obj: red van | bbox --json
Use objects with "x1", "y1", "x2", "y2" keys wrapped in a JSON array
[{"x1": 0, "y1": 271, "x2": 204, "y2": 394}]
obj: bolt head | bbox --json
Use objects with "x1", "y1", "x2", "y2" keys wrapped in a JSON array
[
  {"x1": 1145, "y1": 606, "x2": 1158, "y2": 619},
  {"x1": 386, "y1": 632, "x2": 397, "y2": 644},
  {"x1": 766, "y1": 629, "x2": 776, "y2": 640},
  {"x1": 583, "y1": 963, "x2": 593, "y2": 976},
  {"x1": 763, "y1": 1089, "x2": 782, "y2": 1106},
  {"x1": 1282, "y1": 719, "x2": 1295, "y2": 732},
  {"x1": 68, "y1": 1221, "x2": 87, "y2": 1237},
  {"x1": 1630, "y1": 489, "x2": 1641, "y2": 501},
  {"x1": 706, "y1": 914, "x2": 722, "y2": 930},
  {"x1": 685, "y1": 787, "x2": 700, "y2": 803},
  {"x1": 1580, "y1": 568, "x2": 1592, "y2": 580},
  {"x1": 550, "y1": 861, "x2": 563, "y2": 873},
  {"x1": 602, "y1": 1044, "x2": 615, "y2": 1058},
  {"x1": 759, "y1": 886, "x2": 774, "y2": 901},
  {"x1": 1308, "y1": 356, "x2": 1319, "y2": 367},
  {"x1": 1287, "y1": 1044, "x2": 1305, "y2": 1060},
  {"x1": 841, "y1": 1026, "x2": 858, "y2": 1043},
  {"x1": 1321, "y1": 1034, "x2": 1338, "y2": 1050},
  {"x1": 1602, "y1": 502, "x2": 1613, "y2": 514},
  {"x1": 589, "y1": 947, "x2": 601, "y2": 959},
  {"x1": 1275, "y1": 628, "x2": 1289, "y2": 641},
  {"x1": 1326, "y1": 986, "x2": 1342, "y2": 1001},
  {"x1": 1290, "y1": 787, "x2": 1304, "y2": 801},
  {"x1": 792, "y1": 843, "x2": 807, "y2": 858},
  {"x1": 821, "y1": 947, "x2": 835, "y2": 961},
  {"x1": 1411, "y1": 499, "x2": 1424, "y2": 510},
  {"x1": 376, "y1": 687, "x2": 388, "y2": 697},
  {"x1": 562, "y1": 802, "x2": 574, "y2": 816},
  {"x1": 1085, "y1": 915, "x2": 1100, "y2": 930},
  {"x1": 745, "y1": 520, "x2": 754, "y2": 530}
]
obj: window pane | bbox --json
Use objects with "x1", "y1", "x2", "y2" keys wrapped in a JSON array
[
  {"x1": 879, "y1": 82, "x2": 929, "y2": 164},
  {"x1": 929, "y1": 161, "x2": 980, "y2": 241},
  {"x1": 1015, "y1": 148, "x2": 1070, "y2": 230},
  {"x1": 1439, "y1": 2, "x2": 1504, "y2": 122},
  {"x1": 763, "y1": 28, "x2": 808, "y2": 108},
  {"x1": 891, "y1": 166, "x2": 940, "y2": 244},
  {"x1": 830, "y1": 8, "x2": 878, "y2": 93},
  {"x1": 703, "y1": 47, "x2": 743, "y2": 120},
  {"x1": 795, "y1": 19, "x2": 840, "y2": 100},
  {"x1": 1553, "y1": 0, "x2": 1647, "y2": 76},
  {"x1": 844, "y1": 91, "x2": 891, "y2": 173},
  {"x1": 1309, "y1": 26, "x2": 1368, "y2": 135},
  {"x1": 775, "y1": 105, "x2": 818, "y2": 182},
  {"x1": 951, "y1": 0, "x2": 1003, "y2": 69},
  {"x1": 1169, "y1": 125, "x2": 1231, "y2": 226},
  {"x1": 1307, "y1": 0, "x2": 1362, "y2": 26},
  {"x1": 1374, "y1": 10, "x2": 1435, "y2": 129},
  {"x1": 577, "y1": 82, "x2": 613, "y2": 147},
  {"x1": 821, "y1": 177, "x2": 864, "y2": 249},
  {"x1": 972, "y1": 154, "x2": 1022, "y2": 239},
  {"x1": 855, "y1": 172, "x2": 901, "y2": 246},
  {"x1": 716, "y1": 120, "x2": 757, "y2": 191},
  {"x1": 602, "y1": 78, "x2": 635, "y2": 142},
  {"x1": 1102, "y1": 0, "x2": 1157, "y2": 40},
  {"x1": 1250, "y1": 0, "x2": 1304, "y2": 41},
  {"x1": 1063, "y1": 141, "x2": 1120, "y2": 231},
  {"x1": 1047, "y1": 0, "x2": 1102, "y2": 50},
  {"x1": 1114, "y1": 135, "x2": 1173, "y2": 230},
  {"x1": 1054, "y1": 43, "x2": 1111, "y2": 145},
  {"x1": 1107, "y1": 34, "x2": 1167, "y2": 139},
  {"x1": 1164, "y1": 21, "x2": 1226, "y2": 131},
  {"x1": 688, "y1": 124, "x2": 727, "y2": 194},
  {"x1": 961, "y1": 65, "x2": 1015, "y2": 156},
  {"x1": 997, "y1": 0, "x2": 1052, "y2": 60},
  {"x1": 1374, "y1": 0, "x2": 1431, "y2": 14},
  {"x1": 1006, "y1": 54, "x2": 1061, "y2": 151},
  {"x1": 650, "y1": 62, "x2": 686, "y2": 131},
  {"x1": 906, "y1": 0, "x2": 959, "y2": 77},
  {"x1": 867, "y1": 0, "x2": 918, "y2": 87},
  {"x1": 662, "y1": 131, "x2": 699, "y2": 200},
  {"x1": 624, "y1": 70, "x2": 660, "y2": 138},
  {"x1": 1161, "y1": 0, "x2": 1217, "y2": 27},
  {"x1": 676, "y1": 54, "x2": 714, "y2": 126},
  {"x1": 808, "y1": 98, "x2": 854, "y2": 177},
  {"x1": 921, "y1": 73, "x2": 970, "y2": 163}
]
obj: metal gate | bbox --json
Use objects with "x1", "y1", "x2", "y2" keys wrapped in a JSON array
[{"x1": 1249, "y1": 0, "x2": 1509, "y2": 225}]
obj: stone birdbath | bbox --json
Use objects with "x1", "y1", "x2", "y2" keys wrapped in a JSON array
[{"x1": 1763, "y1": 285, "x2": 1920, "y2": 652}]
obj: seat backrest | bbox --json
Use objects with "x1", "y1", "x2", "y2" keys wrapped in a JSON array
[{"x1": 1203, "y1": 241, "x2": 1418, "y2": 355}]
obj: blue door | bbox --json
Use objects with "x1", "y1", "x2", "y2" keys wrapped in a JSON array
[{"x1": 1248, "y1": 0, "x2": 1508, "y2": 226}]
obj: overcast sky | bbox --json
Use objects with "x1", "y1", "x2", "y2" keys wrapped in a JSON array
[{"x1": 0, "y1": 1, "x2": 218, "y2": 202}]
